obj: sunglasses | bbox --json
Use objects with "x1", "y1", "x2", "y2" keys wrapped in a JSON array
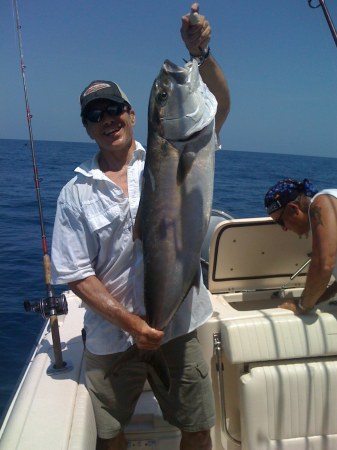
[
  {"x1": 83, "y1": 103, "x2": 129, "y2": 123},
  {"x1": 274, "y1": 206, "x2": 287, "y2": 226}
]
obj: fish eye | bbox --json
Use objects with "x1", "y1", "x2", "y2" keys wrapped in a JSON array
[{"x1": 157, "y1": 91, "x2": 168, "y2": 105}]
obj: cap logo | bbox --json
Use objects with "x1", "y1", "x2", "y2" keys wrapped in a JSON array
[{"x1": 83, "y1": 83, "x2": 112, "y2": 97}]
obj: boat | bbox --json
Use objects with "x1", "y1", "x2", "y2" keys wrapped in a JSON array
[
  {"x1": 2, "y1": 208, "x2": 337, "y2": 450},
  {"x1": 2, "y1": 1, "x2": 337, "y2": 448}
]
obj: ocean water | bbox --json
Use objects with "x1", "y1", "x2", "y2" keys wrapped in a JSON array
[{"x1": 1, "y1": 138, "x2": 337, "y2": 422}]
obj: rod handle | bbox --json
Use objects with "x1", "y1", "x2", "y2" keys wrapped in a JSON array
[
  {"x1": 43, "y1": 253, "x2": 52, "y2": 286},
  {"x1": 50, "y1": 315, "x2": 64, "y2": 369}
]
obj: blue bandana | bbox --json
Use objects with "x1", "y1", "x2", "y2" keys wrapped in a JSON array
[{"x1": 264, "y1": 178, "x2": 318, "y2": 214}]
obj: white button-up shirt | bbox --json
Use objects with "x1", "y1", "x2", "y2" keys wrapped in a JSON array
[{"x1": 51, "y1": 141, "x2": 213, "y2": 354}]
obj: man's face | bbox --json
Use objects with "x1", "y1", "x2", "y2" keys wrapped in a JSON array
[
  {"x1": 271, "y1": 203, "x2": 310, "y2": 237},
  {"x1": 83, "y1": 99, "x2": 136, "y2": 153}
]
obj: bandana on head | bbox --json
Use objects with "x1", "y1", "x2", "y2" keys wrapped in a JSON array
[{"x1": 264, "y1": 178, "x2": 318, "y2": 215}]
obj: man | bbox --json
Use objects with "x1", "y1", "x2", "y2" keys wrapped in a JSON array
[
  {"x1": 51, "y1": 3, "x2": 230, "y2": 450},
  {"x1": 264, "y1": 178, "x2": 337, "y2": 314}
]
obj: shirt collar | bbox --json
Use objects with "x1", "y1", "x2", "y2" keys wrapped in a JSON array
[{"x1": 74, "y1": 141, "x2": 145, "y2": 179}]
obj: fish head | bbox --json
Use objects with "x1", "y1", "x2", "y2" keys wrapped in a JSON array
[{"x1": 148, "y1": 59, "x2": 217, "y2": 141}]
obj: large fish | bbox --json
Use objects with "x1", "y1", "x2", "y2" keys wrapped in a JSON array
[
  {"x1": 138, "y1": 58, "x2": 217, "y2": 329},
  {"x1": 108, "y1": 59, "x2": 217, "y2": 387}
]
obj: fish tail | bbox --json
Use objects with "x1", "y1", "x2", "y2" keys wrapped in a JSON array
[
  {"x1": 104, "y1": 344, "x2": 138, "y2": 379},
  {"x1": 104, "y1": 345, "x2": 171, "y2": 392},
  {"x1": 144, "y1": 348, "x2": 171, "y2": 392}
]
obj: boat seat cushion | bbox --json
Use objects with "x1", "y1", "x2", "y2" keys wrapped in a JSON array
[
  {"x1": 221, "y1": 311, "x2": 337, "y2": 364},
  {"x1": 240, "y1": 362, "x2": 337, "y2": 449}
]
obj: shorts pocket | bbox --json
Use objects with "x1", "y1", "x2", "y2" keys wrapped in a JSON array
[{"x1": 195, "y1": 359, "x2": 209, "y2": 379}]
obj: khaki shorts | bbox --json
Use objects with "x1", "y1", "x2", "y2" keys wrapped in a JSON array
[{"x1": 84, "y1": 330, "x2": 215, "y2": 439}]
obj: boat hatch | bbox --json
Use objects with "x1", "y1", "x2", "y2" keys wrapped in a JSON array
[{"x1": 208, "y1": 217, "x2": 312, "y2": 294}]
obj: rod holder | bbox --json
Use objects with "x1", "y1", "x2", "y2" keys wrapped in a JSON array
[{"x1": 24, "y1": 293, "x2": 72, "y2": 374}]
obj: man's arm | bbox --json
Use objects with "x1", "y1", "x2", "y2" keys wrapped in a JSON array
[
  {"x1": 181, "y1": 3, "x2": 230, "y2": 136},
  {"x1": 69, "y1": 275, "x2": 164, "y2": 349},
  {"x1": 317, "y1": 280, "x2": 337, "y2": 303},
  {"x1": 300, "y1": 195, "x2": 337, "y2": 310},
  {"x1": 280, "y1": 195, "x2": 337, "y2": 314}
]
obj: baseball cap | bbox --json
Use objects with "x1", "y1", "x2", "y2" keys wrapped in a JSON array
[{"x1": 80, "y1": 80, "x2": 131, "y2": 115}]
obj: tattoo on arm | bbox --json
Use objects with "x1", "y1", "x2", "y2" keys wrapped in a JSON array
[{"x1": 310, "y1": 205, "x2": 323, "y2": 226}]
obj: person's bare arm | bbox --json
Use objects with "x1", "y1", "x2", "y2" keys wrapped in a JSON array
[
  {"x1": 300, "y1": 195, "x2": 337, "y2": 309},
  {"x1": 69, "y1": 275, "x2": 164, "y2": 349},
  {"x1": 181, "y1": 3, "x2": 230, "y2": 136},
  {"x1": 280, "y1": 195, "x2": 337, "y2": 314}
]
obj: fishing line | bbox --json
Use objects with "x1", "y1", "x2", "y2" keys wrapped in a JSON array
[
  {"x1": 308, "y1": 0, "x2": 337, "y2": 47},
  {"x1": 12, "y1": 0, "x2": 69, "y2": 373},
  {"x1": 12, "y1": 0, "x2": 48, "y2": 266}
]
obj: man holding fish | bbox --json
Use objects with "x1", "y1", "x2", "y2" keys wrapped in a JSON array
[{"x1": 51, "y1": 3, "x2": 230, "y2": 450}]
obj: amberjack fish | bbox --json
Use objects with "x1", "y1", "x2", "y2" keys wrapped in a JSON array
[
  {"x1": 138, "y1": 58, "x2": 218, "y2": 330},
  {"x1": 108, "y1": 60, "x2": 217, "y2": 388}
]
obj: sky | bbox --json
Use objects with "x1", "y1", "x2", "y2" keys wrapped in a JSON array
[{"x1": 1, "y1": 0, "x2": 337, "y2": 157}]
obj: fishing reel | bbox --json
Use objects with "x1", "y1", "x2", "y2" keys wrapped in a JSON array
[{"x1": 24, "y1": 293, "x2": 68, "y2": 319}]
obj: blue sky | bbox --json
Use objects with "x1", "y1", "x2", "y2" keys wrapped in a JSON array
[{"x1": 1, "y1": 0, "x2": 337, "y2": 157}]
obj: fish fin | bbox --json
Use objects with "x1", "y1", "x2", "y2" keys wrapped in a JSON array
[
  {"x1": 133, "y1": 201, "x2": 143, "y2": 241},
  {"x1": 146, "y1": 348, "x2": 171, "y2": 392},
  {"x1": 191, "y1": 264, "x2": 202, "y2": 294},
  {"x1": 178, "y1": 265, "x2": 202, "y2": 310},
  {"x1": 177, "y1": 151, "x2": 196, "y2": 185},
  {"x1": 104, "y1": 344, "x2": 138, "y2": 379}
]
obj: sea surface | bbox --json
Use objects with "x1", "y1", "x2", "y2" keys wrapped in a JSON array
[{"x1": 1, "y1": 138, "x2": 337, "y2": 423}]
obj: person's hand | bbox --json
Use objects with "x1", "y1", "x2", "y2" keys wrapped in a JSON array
[
  {"x1": 278, "y1": 299, "x2": 299, "y2": 313},
  {"x1": 181, "y1": 3, "x2": 211, "y2": 57},
  {"x1": 278, "y1": 299, "x2": 307, "y2": 315},
  {"x1": 131, "y1": 316, "x2": 164, "y2": 350}
]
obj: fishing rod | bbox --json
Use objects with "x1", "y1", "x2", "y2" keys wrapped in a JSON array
[
  {"x1": 12, "y1": 0, "x2": 69, "y2": 373},
  {"x1": 308, "y1": 0, "x2": 337, "y2": 47}
]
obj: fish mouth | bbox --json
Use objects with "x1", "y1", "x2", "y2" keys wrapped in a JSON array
[
  {"x1": 163, "y1": 59, "x2": 186, "y2": 74},
  {"x1": 162, "y1": 59, "x2": 193, "y2": 84}
]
